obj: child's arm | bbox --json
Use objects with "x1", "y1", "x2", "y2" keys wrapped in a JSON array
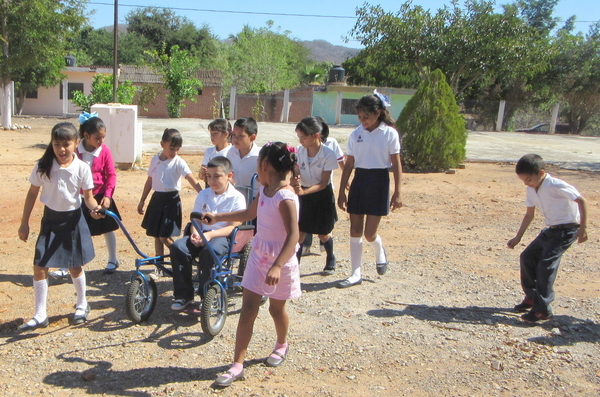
[
  {"x1": 294, "y1": 170, "x2": 332, "y2": 196},
  {"x1": 102, "y1": 147, "x2": 117, "y2": 206},
  {"x1": 202, "y1": 194, "x2": 259, "y2": 225},
  {"x1": 185, "y1": 173, "x2": 202, "y2": 193},
  {"x1": 82, "y1": 189, "x2": 102, "y2": 219},
  {"x1": 189, "y1": 221, "x2": 242, "y2": 247},
  {"x1": 337, "y1": 155, "x2": 355, "y2": 211},
  {"x1": 265, "y1": 198, "x2": 299, "y2": 286},
  {"x1": 575, "y1": 196, "x2": 588, "y2": 243},
  {"x1": 390, "y1": 153, "x2": 403, "y2": 210},
  {"x1": 507, "y1": 206, "x2": 535, "y2": 249},
  {"x1": 18, "y1": 184, "x2": 40, "y2": 242},
  {"x1": 138, "y1": 176, "x2": 152, "y2": 215}
]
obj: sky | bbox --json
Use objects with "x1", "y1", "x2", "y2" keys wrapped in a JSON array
[{"x1": 87, "y1": 0, "x2": 600, "y2": 48}]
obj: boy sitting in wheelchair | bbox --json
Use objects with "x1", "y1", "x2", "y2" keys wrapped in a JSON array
[{"x1": 169, "y1": 156, "x2": 247, "y2": 310}]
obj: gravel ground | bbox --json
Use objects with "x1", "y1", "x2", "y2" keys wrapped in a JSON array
[{"x1": 0, "y1": 118, "x2": 599, "y2": 396}]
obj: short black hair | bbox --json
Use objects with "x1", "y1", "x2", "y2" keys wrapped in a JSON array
[
  {"x1": 234, "y1": 117, "x2": 258, "y2": 136},
  {"x1": 516, "y1": 153, "x2": 545, "y2": 175},
  {"x1": 162, "y1": 128, "x2": 183, "y2": 147},
  {"x1": 207, "y1": 156, "x2": 232, "y2": 174},
  {"x1": 208, "y1": 118, "x2": 232, "y2": 134}
]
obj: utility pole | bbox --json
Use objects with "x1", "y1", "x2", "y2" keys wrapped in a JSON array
[{"x1": 112, "y1": 0, "x2": 118, "y2": 103}]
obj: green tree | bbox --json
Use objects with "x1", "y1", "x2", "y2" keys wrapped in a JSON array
[
  {"x1": 0, "y1": 0, "x2": 87, "y2": 128},
  {"x1": 13, "y1": 57, "x2": 65, "y2": 115},
  {"x1": 71, "y1": 74, "x2": 136, "y2": 113},
  {"x1": 70, "y1": 26, "x2": 149, "y2": 66},
  {"x1": 146, "y1": 44, "x2": 202, "y2": 118},
  {"x1": 398, "y1": 69, "x2": 467, "y2": 171}
]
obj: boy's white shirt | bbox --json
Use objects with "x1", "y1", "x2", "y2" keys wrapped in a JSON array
[
  {"x1": 226, "y1": 143, "x2": 262, "y2": 196},
  {"x1": 524, "y1": 173, "x2": 581, "y2": 226},
  {"x1": 193, "y1": 182, "x2": 247, "y2": 231}
]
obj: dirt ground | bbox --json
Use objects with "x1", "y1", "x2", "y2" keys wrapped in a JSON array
[{"x1": 0, "y1": 117, "x2": 599, "y2": 396}]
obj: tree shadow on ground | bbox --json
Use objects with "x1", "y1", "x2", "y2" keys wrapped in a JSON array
[{"x1": 367, "y1": 302, "x2": 600, "y2": 346}]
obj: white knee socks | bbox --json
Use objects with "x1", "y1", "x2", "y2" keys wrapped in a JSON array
[
  {"x1": 32, "y1": 279, "x2": 48, "y2": 323},
  {"x1": 370, "y1": 235, "x2": 386, "y2": 264},
  {"x1": 72, "y1": 272, "x2": 87, "y2": 310},
  {"x1": 104, "y1": 231, "x2": 118, "y2": 264},
  {"x1": 348, "y1": 237, "x2": 363, "y2": 283}
]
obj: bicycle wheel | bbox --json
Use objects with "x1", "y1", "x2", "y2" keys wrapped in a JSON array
[
  {"x1": 125, "y1": 276, "x2": 157, "y2": 324},
  {"x1": 201, "y1": 284, "x2": 227, "y2": 338}
]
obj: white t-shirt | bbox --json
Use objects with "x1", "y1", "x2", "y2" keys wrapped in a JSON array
[
  {"x1": 296, "y1": 144, "x2": 339, "y2": 187},
  {"x1": 147, "y1": 154, "x2": 193, "y2": 192},
  {"x1": 524, "y1": 173, "x2": 581, "y2": 226},
  {"x1": 29, "y1": 156, "x2": 94, "y2": 212},
  {"x1": 227, "y1": 143, "x2": 261, "y2": 196},
  {"x1": 347, "y1": 122, "x2": 400, "y2": 169},
  {"x1": 324, "y1": 137, "x2": 344, "y2": 162},
  {"x1": 201, "y1": 145, "x2": 233, "y2": 166},
  {"x1": 193, "y1": 183, "x2": 247, "y2": 231}
]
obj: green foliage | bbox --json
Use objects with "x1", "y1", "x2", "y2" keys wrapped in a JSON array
[
  {"x1": 250, "y1": 94, "x2": 268, "y2": 121},
  {"x1": 145, "y1": 44, "x2": 203, "y2": 118},
  {"x1": 71, "y1": 74, "x2": 136, "y2": 113},
  {"x1": 69, "y1": 26, "x2": 150, "y2": 66},
  {"x1": 398, "y1": 69, "x2": 467, "y2": 171},
  {"x1": 13, "y1": 56, "x2": 66, "y2": 114}
]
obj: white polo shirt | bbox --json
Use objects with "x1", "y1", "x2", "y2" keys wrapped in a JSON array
[
  {"x1": 193, "y1": 183, "x2": 247, "y2": 231},
  {"x1": 227, "y1": 143, "x2": 261, "y2": 196},
  {"x1": 29, "y1": 156, "x2": 94, "y2": 212},
  {"x1": 201, "y1": 145, "x2": 233, "y2": 166},
  {"x1": 148, "y1": 153, "x2": 193, "y2": 192},
  {"x1": 324, "y1": 137, "x2": 344, "y2": 161},
  {"x1": 296, "y1": 144, "x2": 338, "y2": 187},
  {"x1": 347, "y1": 122, "x2": 400, "y2": 169},
  {"x1": 524, "y1": 173, "x2": 581, "y2": 226}
]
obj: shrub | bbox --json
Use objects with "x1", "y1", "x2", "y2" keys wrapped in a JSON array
[
  {"x1": 398, "y1": 69, "x2": 467, "y2": 171},
  {"x1": 71, "y1": 74, "x2": 136, "y2": 113}
]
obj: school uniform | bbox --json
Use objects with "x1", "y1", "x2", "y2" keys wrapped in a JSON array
[
  {"x1": 202, "y1": 145, "x2": 232, "y2": 167},
  {"x1": 29, "y1": 156, "x2": 95, "y2": 268},
  {"x1": 227, "y1": 143, "x2": 261, "y2": 197},
  {"x1": 77, "y1": 142, "x2": 121, "y2": 236},
  {"x1": 296, "y1": 144, "x2": 339, "y2": 234},
  {"x1": 142, "y1": 154, "x2": 193, "y2": 238},
  {"x1": 346, "y1": 122, "x2": 400, "y2": 216},
  {"x1": 170, "y1": 183, "x2": 247, "y2": 300}
]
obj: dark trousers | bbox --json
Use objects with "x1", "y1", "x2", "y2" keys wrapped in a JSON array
[
  {"x1": 170, "y1": 236, "x2": 229, "y2": 301},
  {"x1": 520, "y1": 227, "x2": 578, "y2": 314}
]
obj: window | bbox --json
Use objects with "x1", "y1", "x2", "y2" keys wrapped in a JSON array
[
  {"x1": 59, "y1": 83, "x2": 84, "y2": 100},
  {"x1": 341, "y1": 98, "x2": 359, "y2": 115},
  {"x1": 26, "y1": 90, "x2": 38, "y2": 99}
]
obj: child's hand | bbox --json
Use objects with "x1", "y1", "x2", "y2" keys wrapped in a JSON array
[
  {"x1": 190, "y1": 231, "x2": 204, "y2": 247},
  {"x1": 90, "y1": 206, "x2": 103, "y2": 219},
  {"x1": 18, "y1": 224, "x2": 29, "y2": 242},
  {"x1": 337, "y1": 191, "x2": 348, "y2": 212},
  {"x1": 265, "y1": 265, "x2": 281, "y2": 286},
  {"x1": 201, "y1": 212, "x2": 216, "y2": 225},
  {"x1": 137, "y1": 202, "x2": 145, "y2": 215},
  {"x1": 101, "y1": 197, "x2": 111, "y2": 209},
  {"x1": 577, "y1": 227, "x2": 588, "y2": 243},
  {"x1": 390, "y1": 192, "x2": 403, "y2": 211},
  {"x1": 507, "y1": 237, "x2": 520, "y2": 249}
]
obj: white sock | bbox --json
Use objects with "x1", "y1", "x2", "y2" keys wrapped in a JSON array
[
  {"x1": 104, "y1": 232, "x2": 118, "y2": 264},
  {"x1": 347, "y1": 237, "x2": 363, "y2": 283},
  {"x1": 370, "y1": 235, "x2": 386, "y2": 264},
  {"x1": 29, "y1": 279, "x2": 48, "y2": 324},
  {"x1": 72, "y1": 272, "x2": 87, "y2": 310}
]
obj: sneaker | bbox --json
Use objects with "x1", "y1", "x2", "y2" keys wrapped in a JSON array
[
  {"x1": 171, "y1": 299, "x2": 193, "y2": 311},
  {"x1": 521, "y1": 310, "x2": 553, "y2": 323},
  {"x1": 513, "y1": 299, "x2": 534, "y2": 312},
  {"x1": 49, "y1": 268, "x2": 69, "y2": 279}
]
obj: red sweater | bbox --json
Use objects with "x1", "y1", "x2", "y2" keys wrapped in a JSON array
[{"x1": 76, "y1": 143, "x2": 117, "y2": 198}]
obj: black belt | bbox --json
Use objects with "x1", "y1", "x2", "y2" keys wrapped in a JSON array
[{"x1": 549, "y1": 223, "x2": 579, "y2": 230}]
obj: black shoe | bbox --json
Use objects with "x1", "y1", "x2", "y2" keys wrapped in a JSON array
[
  {"x1": 376, "y1": 263, "x2": 388, "y2": 275},
  {"x1": 72, "y1": 305, "x2": 90, "y2": 325},
  {"x1": 513, "y1": 299, "x2": 534, "y2": 312},
  {"x1": 18, "y1": 317, "x2": 49, "y2": 332},
  {"x1": 337, "y1": 279, "x2": 362, "y2": 288},
  {"x1": 521, "y1": 310, "x2": 553, "y2": 323},
  {"x1": 104, "y1": 261, "x2": 119, "y2": 274}
]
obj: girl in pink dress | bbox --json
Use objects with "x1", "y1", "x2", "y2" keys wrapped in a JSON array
[{"x1": 201, "y1": 141, "x2": 300, "y2": 387}]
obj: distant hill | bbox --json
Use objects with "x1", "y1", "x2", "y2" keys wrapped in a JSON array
[{"x1": 302, "y1": 40, "x2": 360, "y2": 64}]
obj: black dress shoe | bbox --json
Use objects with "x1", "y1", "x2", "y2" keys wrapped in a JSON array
[
  {"x1": 72, "y1": 305, "x2": 90, "y2": 325},
  {"x1": 337, "y1": 279, "x2": 362, "y2": 288},
  {"x1": 513, "y1": 300, "x2": 533, "y2": 312},
  {"x1": 18, "y1": 317, "x2": 49, "y2": 332}
]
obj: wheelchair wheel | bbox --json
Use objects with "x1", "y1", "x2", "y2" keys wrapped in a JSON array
[
  {"x1": 126, "y1": 276, "x2": 157, "y2": 324},
  {"x1": 201, "y1": 284, "x2": 227, "y2": 338},
  {"x1": 236, "y1": 242, "x2": 252, "y2": 277}
]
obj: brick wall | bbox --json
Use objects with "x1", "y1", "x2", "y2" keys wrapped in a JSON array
[
  {"x1": 235, "y1": 87, "x2": 313, "y2": 122},
  {"x1": 135, "y1": 84, "x2": 222, "y2": 119}
]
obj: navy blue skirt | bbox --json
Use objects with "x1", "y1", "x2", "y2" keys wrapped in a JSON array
[
  {"x1": 34, "y1": 206, "x2": 95, "y2": 268},
  {"x1": 141, "y1": 191, "x2": 182, "y2": 238},
  {"x1": 298, "y1": 183, "x2": 337, "y2": 235},
  {"x1": 347, "y1": 168, "x2": 390, "y2": 216},
  {"x1": 83, "y1": 193, "x2": 121, "y2": 236}
]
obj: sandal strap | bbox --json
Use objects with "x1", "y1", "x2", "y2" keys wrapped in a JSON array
[{"x1": 269, "y1": 350, "x2": 286, "y2": 359}]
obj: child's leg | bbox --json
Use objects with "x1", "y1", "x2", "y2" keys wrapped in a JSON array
[
  {"x1": 364, "y1": 215, "x2": 387, "y2": 266},
  {"x1": 268, "y1": 298, "x2": 289, "y2": 345},
  {"x1": 27, "y1": 266, "x2": 49, "y2": 324},
  {"x1": 344, "y1": 214, "x2": 364, "y2": 283},
  {"x1": 232, "y1": 288, "x2": 263, "y2": 365},
  {"x1": 318, "y1": 234, "x2": 336, "y2": 271},
  {"x1": 296, "y1": 231, "x2": 306, "y2": 263},
  {"x1": 519, "y1": 234, "x2": 543, "y2": 302},
  {"x1": 69, "y1": 267, "x2": 87, "y2": 310},
  {"x1": 104, "y1": 231, "x2": 118, "y2": 264}
]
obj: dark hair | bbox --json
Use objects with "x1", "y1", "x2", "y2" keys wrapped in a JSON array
[
  {"x1": 234, "y1": 117, "x2": 258, "y2": 136},
  {"x1": 162, "y1": 128, "x2": 183, "y2": 147},
  {"x1": 38, "y1": 122, "x2": 79, "y2": 179},
  {"x1": 208, "y1": 118, "x2": 232, "y2": 134},
  {"x1": 296, "y1": 116, "x2": 330, "y2": 143},
  {"x1": 79, "y1": 116, "x2": 106, "y2": 138},
  {"x1": 516, "y1": 154, "x2": 546, "y2": 175},
  {"x1": 259, "y1": 142, "x2": 298, "y2": 175},
  {"x1": 356, "y1": 94, "x2": 395, "y2": 128},
  {"x1": 207, "y1": 156, "x2": 232, "y2": 174}
]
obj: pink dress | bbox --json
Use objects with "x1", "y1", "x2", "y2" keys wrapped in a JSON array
[{"x1": 241, "y1": 185, "x2": 301, "y2": 300}]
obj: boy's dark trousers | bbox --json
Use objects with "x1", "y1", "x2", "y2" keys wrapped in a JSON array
[{"x1": 520, "y1": 226, "x2": 578, "y2": 315}]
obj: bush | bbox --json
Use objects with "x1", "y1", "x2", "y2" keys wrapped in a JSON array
[
  {"x1": 71, "y1": 74, "x2": 136, "y2": 113},
  {"x1": 398, "y1": 69, "x2": 467, "y2": 171}
]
